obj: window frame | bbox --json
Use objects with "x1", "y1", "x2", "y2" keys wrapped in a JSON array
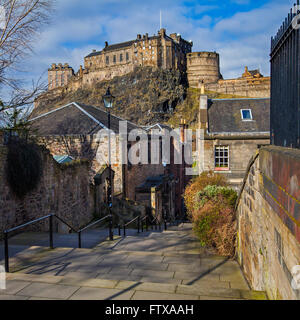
[
  {"x1": 214, "y1": 145, "x2": 230, "y2": 171},
  {"x1": 241, "y1": 109, "x2": 253, "y2": 121}
]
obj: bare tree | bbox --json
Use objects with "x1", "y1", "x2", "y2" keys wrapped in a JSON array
[{"x1": 0, "y1": 0, "x2": 54, "y2": 113}]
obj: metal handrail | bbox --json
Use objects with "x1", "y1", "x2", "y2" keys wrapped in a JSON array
[
  {"x1": 54, "y1": 215, "x2": 77, "y2": 233},
  {"x1": 141, "y1": 216, "x2": 149, "y2": 233},
  {"x1": 122, "y1": 215, "x2": 141, "y2": 237},
  {"x1": 150, "y1": 216, "x2": 161, "y2": 231},
  {"x1": 3, "y1": 214, "x2": 73, "y2": 273},
  {"x1": 4, "y1": 215, "x2": 52, "y2": 234},
  {"x1": 3, "y1": 213, "x2": 115, "y2": 272},
  {"x1": 78, "y1": 214, "x2": 113, "y2": 248}
]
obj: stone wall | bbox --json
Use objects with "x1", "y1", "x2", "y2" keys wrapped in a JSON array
[
  {"x1": 0, "y1": 136, "x2": 95, "y2": 237},
  {"x1": 205, "y1": 77, "x2": 270, "y2": 98},
  {"x1": 200, "y1": 137, "x2": 270, "y2": 190},
  {"x1": 36, "y1": 135, "x2": 123, "y2": 195},
  {"x1": 236, "y1": 146, "x2": 300, "y2": 300},
  {"x1": 187, "y1": 52, "x2": 221, "y2": 88}
]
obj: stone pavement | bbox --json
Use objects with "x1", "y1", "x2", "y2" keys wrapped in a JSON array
[{"x1": 0, "y1": 223, "x2": 268, "y2": 300}]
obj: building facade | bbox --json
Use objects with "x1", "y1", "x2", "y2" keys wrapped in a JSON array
[
  {"x1": 186, "y1": 50, "x2": 271, "y2": 98},
  {"x1": 48, "y1": 28, "x2": 193, "y2": 91},
  {"x1": 197, "y1": 95, "x2": 270, "y2": 190}
]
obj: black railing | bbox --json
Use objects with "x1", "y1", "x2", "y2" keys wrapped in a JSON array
[
  {"x1": 78, "y1": 214, "x2": 113, "y2": 248},
  {"x1": 270, "y1": 3, "x2": 300, "y2": 148},
  {"x1": 122, "y1": 216, "x2": 141, "y2": 237},
  {"x1": 3, "y1": 214, "x2": 114, "y2": 273}
]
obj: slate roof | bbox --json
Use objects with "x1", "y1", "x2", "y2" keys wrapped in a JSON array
[
  {"x1": 207, "y1": 98, "x2": 270, "y2": 134},
  {"x1": 29, "y1": 102, "x2": 139, "y2": 136},
  {"x1": 135, "y1": 175, "x2": 164, "y2": 193},
  {"x1": 85, "y1": 36, "x2": 161, "y2": 58}
]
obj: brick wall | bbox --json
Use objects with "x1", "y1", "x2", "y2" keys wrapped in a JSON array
[
  {"x1": 236, "y1": 146, "x2": 300, "y2": 300},
  {"x1": 0, "y1": 142, "x2": 94, "y2": 237}
]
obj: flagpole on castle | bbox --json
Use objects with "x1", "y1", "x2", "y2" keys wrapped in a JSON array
[{"x1": 160, "y1": 10, "x2": 162, "y2": 29}]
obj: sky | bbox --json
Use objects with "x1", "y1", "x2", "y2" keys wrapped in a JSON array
[{"x1": 13, "y1": 0, "x2": 295, "y2": 87}]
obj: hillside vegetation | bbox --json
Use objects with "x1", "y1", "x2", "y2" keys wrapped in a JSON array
[{"x1": 33, "y1": 66, "x2": 247, "y2": 128}]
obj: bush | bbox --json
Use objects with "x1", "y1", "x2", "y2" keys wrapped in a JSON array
[{"x1": 184, "y1": 171, "x2": 237, "y2": 257}]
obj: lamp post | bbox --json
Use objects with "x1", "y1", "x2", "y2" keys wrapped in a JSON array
[{"x1": 103, "y1": 87, "x2": 115, "y2": 240}]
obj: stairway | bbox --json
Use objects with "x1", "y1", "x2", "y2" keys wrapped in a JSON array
[{"x1": 0, "y1": 224, "x2": 268, "y2": 300}]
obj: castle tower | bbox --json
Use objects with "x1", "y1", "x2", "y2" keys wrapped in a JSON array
[
  {"x1": 186, "y1": 52, "x2": 222, "y2": 88},
  {"x1": 48, "y1": 63, "x2": 75, "y2": 90}
]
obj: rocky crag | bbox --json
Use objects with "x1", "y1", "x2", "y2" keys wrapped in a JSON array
[{"x1": 33, "y1": 67, "x2": 188, "y2": 126}]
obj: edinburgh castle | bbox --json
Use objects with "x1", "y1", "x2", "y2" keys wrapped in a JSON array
[{"x1": 46, "y1": 28, "x2": 270, "y2": 99}]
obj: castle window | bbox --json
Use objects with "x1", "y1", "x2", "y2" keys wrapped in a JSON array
[
  {"x1": 120, "y1": 54, "x2": 123, "y2": 62},
  {"x1": 241, "y1": 109, "x2": 253, "y2": 121},
  {"x1": 126, "y1": 52, "x2": 129, "y2": 61},
  {"x1": 113, "y1": 55, "x2": 116, "y2": 63},
  {"x1": 106, "y1": 56, "x2": 109, "y2": 65},
  {"x1": 214, "y1": 146, "x2": 229, "y2": 171}
]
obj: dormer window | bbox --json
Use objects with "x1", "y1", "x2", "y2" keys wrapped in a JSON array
[{"x1": 241, "y1": 109, "x2": 253, "y2": 121}]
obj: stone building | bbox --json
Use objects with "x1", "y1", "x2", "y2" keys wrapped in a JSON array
[
  {"x1": 197, "y1": 95, "x2": 270, "y2": 190},
  {"x1": 29, "y1": 102, "x2": 187, "y2": 221},
  {"x1": 187, "y1": 52, "x2": 271, "y2": 98},
  {"x1": 187, "y1": 51, "x2": 222, "y2": 87},
  {"x1": 48, "y1": 28, "x2": 193, "y2": 91},
  {"x1": 48, "y1": 63, "x2": 75, "y2": 90},
  {"x1": 0, "y1": 130, "x2": 95, "y2": 236}
]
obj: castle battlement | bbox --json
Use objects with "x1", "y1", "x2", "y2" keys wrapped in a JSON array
[{"x1": 48, "y1": 28, "x2": 193, "y2": 91}]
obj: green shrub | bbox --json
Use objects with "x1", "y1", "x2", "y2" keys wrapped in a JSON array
[{"x1": 184, "y1": 171, "x2": 238, "y2": 257}]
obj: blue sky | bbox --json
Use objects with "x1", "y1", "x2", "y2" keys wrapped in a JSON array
[{"x1": 15, "y1": 0, "x2": 294, "y2": 86}]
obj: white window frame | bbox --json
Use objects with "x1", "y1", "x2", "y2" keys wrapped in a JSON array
[
  {"x1": 214, "y1": 145, "x2": 230, "y2": 171},
  {"x1": 241, "y1": 109, "x2": 253, "y2": 121}
]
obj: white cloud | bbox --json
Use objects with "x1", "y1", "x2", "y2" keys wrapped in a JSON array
[{"x1": 8, "y1": 0, "x2": 295, "y2": 90}]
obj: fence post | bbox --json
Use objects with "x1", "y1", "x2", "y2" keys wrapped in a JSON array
[
  {"x1": 49, "y1": 215, "x2": 53, "y2": 249},
  {"x1": 137, "y1": 216, "x2": 140, "y2": 234},
  {"x1": 118, "y1": 225, "x2": 121, "y2": 236},
  {"x1": 78, "y1": 231, "x2": 82, "y2": 248},
  {"x1": 109, "y1": 215, "x2": 113, "y2": 241},
  {"x1": 164, "y1": 219, "x2": 167, "y2": 231},
  {"x1": 123, "y1": 225, "x2": 126, "y2": 237},
  {"x1": 4, "y1": 232, "x2": 9, "y2": 273}
]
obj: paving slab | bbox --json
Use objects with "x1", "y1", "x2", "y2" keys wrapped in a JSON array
[
  {"x1": 0, "y1": 294, "x2": 29, "y2": 300},
  {"x1": 59, "y1": 278, "x2": 118, "y2": 289},
  {"x1": 96, "y1": 273, "x2": 142, "y2": 281},
  {"x1": 69, "y1": 287, "x2": 135, "y2": 300},
  {"x1": 116, "y1": 281, "x2": 176, "y2": 294},
  {"x1": 0, "y1": 280, "x2": 31, "y2": 295},
  {"x1": 16, "y1": 283, "x2": 80, "y2": 299},
  {"x1": 131, "y1": 269, "x2": 174, "y2": 278},
  {"x1": 131, "y1": 291, "x2": 199, "y2": 300}
]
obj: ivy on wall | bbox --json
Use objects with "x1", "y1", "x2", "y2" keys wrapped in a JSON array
[{"x1": 6, "y1": 139, "x2": 43, "y2": 198}]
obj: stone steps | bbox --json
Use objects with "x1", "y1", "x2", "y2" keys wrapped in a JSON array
[
  {"x1": 0, "y1": 223, "x2": 268, "y2": 300},
  {"x1": 4, "y1": 272, "x2": 268, "y2": 300}
]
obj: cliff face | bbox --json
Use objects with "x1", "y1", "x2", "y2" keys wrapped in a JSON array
[{"x1": 33, "y1": 66, "x2": 188, "y2": 126}]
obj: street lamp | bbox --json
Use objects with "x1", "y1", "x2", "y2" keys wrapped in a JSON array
[{"x1": 103, "y1": 87, "x2": 115, "y2": 240}]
